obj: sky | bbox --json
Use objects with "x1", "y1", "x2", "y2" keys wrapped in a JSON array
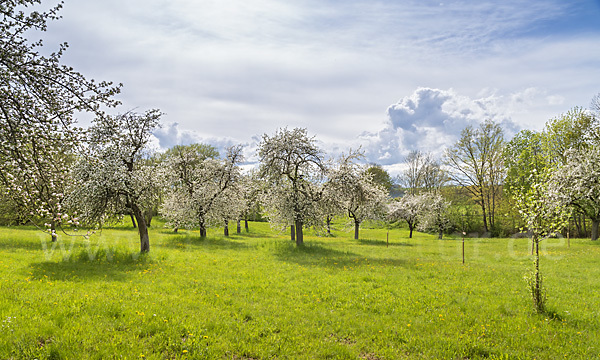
[{"x1": 39, "y1": 0, "x2": 600, "y2": 174}]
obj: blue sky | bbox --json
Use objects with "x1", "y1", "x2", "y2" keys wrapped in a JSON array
[{"x1": 41, "y1": 0, "x2": 600, "y2": 173}]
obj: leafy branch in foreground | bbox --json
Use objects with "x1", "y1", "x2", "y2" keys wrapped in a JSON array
[{"x1": 0, "y1": 1, "x2": 120, "y2": 239}]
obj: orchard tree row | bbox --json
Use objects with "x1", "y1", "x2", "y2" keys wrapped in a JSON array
[
  {"x1": 3, "y1": 1, "x2": 600, "y2": 260},
  {"x1": 3, "y1": 103, "x2": 599, "y2": 253}
]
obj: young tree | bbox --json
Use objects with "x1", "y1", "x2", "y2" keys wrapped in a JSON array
[
  {"x1": 444, "y1": 119, "x2": 505, "y2": 234},
  {"x1": 0, "y1": 1, "x2": 119, "y2": 238},
  {"x1": 67, "y1": 110, "x2": 161, "y2": 253},
  {"x1": 327, "y1": 151, "x2": 388, "y2": 240},
  {"x1": 513, "y1": 169, "x2": 569, "y2": 313},
  {"x1": 388, "y1": 194, "x2": 425, "y2": 238},
  {"x1": 258, "y1": 128, "x2": 325, "y2": 245}
]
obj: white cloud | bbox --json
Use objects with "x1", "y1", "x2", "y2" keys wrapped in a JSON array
[
  {"x1": 152, "y1": 122, "x2": 256, "y2": 160},
  {"x1": 547, "y1": 95, "x2": 565, "y2": 106},
  {"x1": 357, "y1": 87, "x2": 561, "y2": 165}
]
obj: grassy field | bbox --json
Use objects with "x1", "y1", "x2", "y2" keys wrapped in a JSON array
[{"x1": 0, "y1": 221, "x2": 599, "y2": 359}]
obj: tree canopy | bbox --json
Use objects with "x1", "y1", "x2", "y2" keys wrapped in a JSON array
[
  {"x1": 0, "y1": 0, "x2": 119, "y2": 236},
  {"x1": 258, "y1": 127, "x2": 325, "y2": 245},
  {"x1": 67, "y1": 110, "x2": 162, "y2": 252}
]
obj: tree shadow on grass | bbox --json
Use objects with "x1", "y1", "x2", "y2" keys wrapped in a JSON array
[
  {"x1": 357, "y1": 238, "x2": 414, "y2": 247},
  {"x1": 0, "y1": 227, "x2": 74, "y2": 252},
  {"x1": 229, "y1": 230, "x2": 278, "y2": 239},
  {"x1": 273, "y1": 241, "x2": 410, "y2": 269},
  {"x1": 27, "y1": 248, "x2": 152, "y2": 282},
  {"x1": 158, "y1": 233, "x2": 250, "y2": 251},
  {"x1": 0, "y1": 237, "x2": 47, "y2": 251}
]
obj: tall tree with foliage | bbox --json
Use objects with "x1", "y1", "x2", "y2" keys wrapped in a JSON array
[
  {"x1": 400, "y1": 150, "x2": 426, "y2": 195},
  {"x1": 503, "y1": 130, "x2": 548, "y2": 196},
  {"x1": 400, "y1": 150, "x2": 446, "y2": 195},
  {"x1": 543, "y1": 106, "x2": 599, "y2": 166},
  {"x1": 366, "y1": 164, "x2": 394, "y2": 195},
  {"x1": 444, "y1": 119, "x2": 505, "y2": 234},
  {"x1": 258, "y1": 128, "x2": 325, "y2": 245},
  {"x1": 543, "y1": 106, "x2": 600, "y2": 236},
  {"x1": 67, "y1": 110, "x2": 161, "y2": 253},
  {"x1": 0, "y1": 1, "x2": 119, "y2": 239}
]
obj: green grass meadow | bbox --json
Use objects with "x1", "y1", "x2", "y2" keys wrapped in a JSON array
[{"x1": 0, "y1": 221, "x2": 599, "y2": 359}]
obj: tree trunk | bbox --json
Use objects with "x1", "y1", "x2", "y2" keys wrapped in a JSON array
[
  {"x1": 237, "y1": 219, "x2": 241, "y2": 234},
  {"x1": 575, "y1": 214, "x2": 583, "y2": 237},
  {"x1": 532, "y1": 236, "x2": 544, "y2": 313},
  {"x1": 408, "y1": 221, "x2": 414, "y2": 239},
  {"x1": 145, "y1": 210, "x2": 153, "y2": 227},
  {"x1": 481, "y1": 201, "x2": 489, "y2": 234},
  {"x1": 174, "y1": 227, "x2": 178, "y2": 234},
  {"x1": 485, "y1": 191, "x2": 493, "y2": 231},
  {"x1": 583, "y1": 215, "x2": 588, "y2": 238},
  {"x1": 50, "y1": 221, "x2": 57, "y2": 243},
  {"x1": 224, "y1": 220, "x2": 229, "y2": 236},
  {"x1": 130, "y1": 213, "x2": 137, "y2": 228},
  {"x1": 290, "y1": 224, "x2": 295, "y2": 242},
  {"x1": 295, "y1": 220, "x2": 304, "y2": 246},
  {"x1": 438, "y1": 230, "x2": 443, "y2": 240},
  {"x1": 354, "y1": 220, "x2": 360, "y2": 240},
  {"x1": 326, "y1": 216, "x2": 332, "y2": 236},
  {"x1": 592, "y1": 218, "x2": 599, "y2": 241},
  {"x1": 132, "y1": 203, "x2": 150, "y2": 253},
  {"x1": 245, "y1": 219, "x2": 249, "y2": 232},
  {"x1": 490, "y1": 185, "x2": 497, "y2": 230},
  {"x1": 199, "y1": 216, "x2": 207, "y2": 238},
  {"x1": 531, "y1": 237, "x2": 534, "y2": 255}
]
